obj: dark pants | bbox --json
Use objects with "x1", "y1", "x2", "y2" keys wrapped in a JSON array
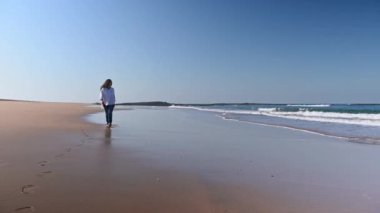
[{"x1": 104, "y1": 105, "x2": 115, "y2": 124}]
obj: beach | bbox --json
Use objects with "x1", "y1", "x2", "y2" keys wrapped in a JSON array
[
  {"x1": 2, "y1": 101, "x2": 380, "y2": 212},
  {"x1": 0, "y1": 101, "x2": 230, "y2": 212}
]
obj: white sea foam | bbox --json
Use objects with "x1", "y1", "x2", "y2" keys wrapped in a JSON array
[
  {"x1": 170, "y1": 105, "x2": 257, "y2": 115},
  {"x1": 286, "y1": 104, "x2": 330, "y2": 107},
  {"x1": 169, "y1": 105, "x2": 229, "y2": 113},
  {"x1": 259, "y1": 111, "x2": 380, "y2": 127},
  {"x1": 257, "y1": 108, "x2": 277, "y2": 112},
  {"x1": 170, "y1": 105, "x2": 380, "y2": 127}
]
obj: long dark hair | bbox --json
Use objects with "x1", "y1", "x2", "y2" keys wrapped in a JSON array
[{"x1": 100, "y1": 79, "x2": 113, "y2": 90}]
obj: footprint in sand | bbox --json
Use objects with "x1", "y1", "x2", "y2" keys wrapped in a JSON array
[
  {"x1": 66, "y1": 147, "x2": 72, "y2": 152},
  {"x1": 15, "y1": 206, "x2": 35, "y2": 212},
  {"x1": 21, "y1": 185, "x2": 36, "y2": 194},
  {"x1": 80, "y1": 128, "x2": 90, "y2": 137},
  {"x1": 37, "y1": 171, "x2": 53, "y2": 178},
  {"x1": 38, "y1": 161, "x2": 47, "y2": 167}
]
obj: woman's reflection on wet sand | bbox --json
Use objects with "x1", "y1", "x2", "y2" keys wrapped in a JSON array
[{"x1": 104, "y1": 127, "x2": 112, "y2": 144}]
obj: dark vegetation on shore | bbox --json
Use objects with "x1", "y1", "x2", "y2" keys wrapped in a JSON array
[
  {"x1": 0, "y1": 99, "x2": 35, "y2": 102},
  {"x1": 117, "y1": 101, "x2": 172, "y2": 106},
  {"x1": 111, "y1": 102, "x2": 380, "y2": 107},
  {"x1": 94, "y1": 101, "x2": 172, "y2": 106},
  {"x1": 94, "y1": 101, "x2": 261, "y2": 106}
]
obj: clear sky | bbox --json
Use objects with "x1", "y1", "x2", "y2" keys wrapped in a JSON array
[{"x1": 1, "y1": 0, "x2": 379, "y2": 103}]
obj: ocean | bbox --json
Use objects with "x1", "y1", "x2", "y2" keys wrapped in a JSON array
[{"x1": 170, "y1": 104, "x2": 380, "y2": 144}]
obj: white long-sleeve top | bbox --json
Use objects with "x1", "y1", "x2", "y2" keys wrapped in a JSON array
[{"x1": 99, "y1": 88, "x2": 116, "y2": 106}]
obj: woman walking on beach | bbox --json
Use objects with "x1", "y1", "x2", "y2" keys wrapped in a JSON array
[{"x1": 100, "y1": 79, "x2": 116, "y2": 128}]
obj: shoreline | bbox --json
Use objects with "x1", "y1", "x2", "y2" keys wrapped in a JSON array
[{"x1": 217, "y1": 114, "x2": 371, "y2": 145}]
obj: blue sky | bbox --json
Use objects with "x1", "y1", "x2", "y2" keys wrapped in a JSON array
[{"x1": 1, "y1": 0, "x2": 379, "y2": 103}]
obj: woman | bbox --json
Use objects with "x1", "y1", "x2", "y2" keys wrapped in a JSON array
[{"x1": 100, "y1": 79, "x2": 116, "y2": 128}]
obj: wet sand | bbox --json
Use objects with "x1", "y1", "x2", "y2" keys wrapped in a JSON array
[
  {"x1": 2, "y1": 101, "x2": 380, "y2": 212},
  {"x1": 90, "y1": 108, "x2": 380, "y2": 213}
]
